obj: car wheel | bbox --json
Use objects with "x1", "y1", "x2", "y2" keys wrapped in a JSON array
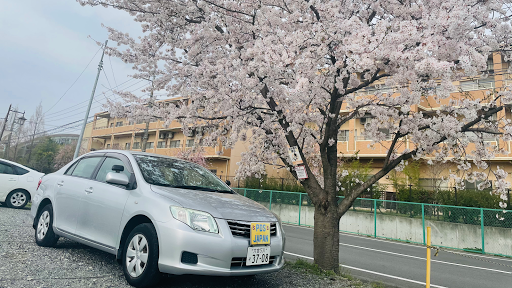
[
  {"x1": 6, "y1": 190, "x2": 29, "y2": 209},
  {"x1": 122, "y1": 223, "x2": 161, "y2": 288},
  {"x1": 35, "y1": 204, "x2": 59, "y2": 247}
]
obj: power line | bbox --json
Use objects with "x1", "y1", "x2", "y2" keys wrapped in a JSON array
[
  {"x1": 43, "y1": 46, "x2": 103, "y2": 115},
  {"x1": 43, "y1": 77, "x2": 138, "y2": 117},
  {"x1": 43, "y1": 79, "x2": 146, "y2": 122},
  {"x1": 108, "y1": 54, "x2": 118, "y2": 88}
]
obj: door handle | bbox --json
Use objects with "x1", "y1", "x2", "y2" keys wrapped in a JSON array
[
  {"x1": 57, "y1": 182, "x2": 64, "y2": 187},
  {"x1": 8, "y1": 178, "x2": 16, "y2": 181},
  {"x1": 85, "y1": 188, "x2": 93, "y2": 194}
]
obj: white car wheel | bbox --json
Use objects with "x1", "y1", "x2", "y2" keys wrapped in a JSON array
[
  {"x1": 6, "y1": 190, "x2": 29, "y2": 209},
  {"x1": 37, "y1": 211, "x2": 50, "y2": 240},
  {"x1": 126, "y1": 234, "x2": 149, "y2": 278}
]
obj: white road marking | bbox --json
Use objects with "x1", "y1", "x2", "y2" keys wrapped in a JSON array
[
  {"x1": 283, "y1": 251, "x2": 448, "y2": 288},
  {"x1": 339, "y1": 243, "x2": 512, "y2": 274},
  {"x1": 283, "y1": 223, "x2": 512, "y2": 263}
]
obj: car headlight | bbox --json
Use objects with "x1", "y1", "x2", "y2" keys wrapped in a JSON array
[{"x1": 170, "y1": 206, "x2": 219, "y2": 234}]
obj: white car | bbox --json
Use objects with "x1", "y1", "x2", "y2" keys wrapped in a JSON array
[{"x1": 0, "y1": 159, "x2": 44, "y2": 208}]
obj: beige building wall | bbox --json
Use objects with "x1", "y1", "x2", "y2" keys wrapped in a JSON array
[{"x1": 87, "y1": 53, "x2": 512, "y2": 187}]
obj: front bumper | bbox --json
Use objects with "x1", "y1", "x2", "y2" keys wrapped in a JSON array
[{"x1": 156, "y1": 218, "x2": 285, "y2": 276}]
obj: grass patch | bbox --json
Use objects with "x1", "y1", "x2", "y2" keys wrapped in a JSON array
[
  {"x1": 463, "y1": 247, "x2": 483, "y2": 253},
  {"x1": 286, "y1": 259, "x2": 338, "y2": 277}
]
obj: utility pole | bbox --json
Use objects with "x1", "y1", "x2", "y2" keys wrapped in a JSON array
[
  {"x1": 74, "y1": 40, "x2": 108, "y2": 159},
  {"x1": 5, "y1": 110, "x2": 26, "y2": 160},
  {"x1": 141, "y1": 79, "x2": 155, "y2": 152},
  {"x1": 0, "y1": 104, "x2": 11, "y2": 142}
]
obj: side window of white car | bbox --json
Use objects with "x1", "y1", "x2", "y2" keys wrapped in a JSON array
[
  {"x1": 65, "y1": 160, "x2": 80, "y2": 175},
  {"x1": 95, "y1": 157, "x2": 131, "y2": 185},
  {"x1": 14, "y1": 166, "x2": 29, "y2": 175},
  {"x1": 70, "y1": 157, "x2": 103, "y2": 179},
  {"x1": 0, "y1": 162, "x2": 15, "y2": 175}
]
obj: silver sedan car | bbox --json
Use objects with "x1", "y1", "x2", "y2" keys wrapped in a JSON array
[{"x1": 30, "y1": 150, "x2": 285, "y2": 287}]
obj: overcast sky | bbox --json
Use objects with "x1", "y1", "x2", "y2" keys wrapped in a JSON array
[{"x1": 0, "y1": 0, "x2": 147, "y2": 135}]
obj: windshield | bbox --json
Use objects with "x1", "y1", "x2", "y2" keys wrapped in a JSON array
[{"x1": 134, "y1": 154, "x2": 232, "y2": 193}]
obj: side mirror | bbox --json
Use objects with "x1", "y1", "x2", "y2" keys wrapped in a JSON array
[
  {"x1": 112, "y1": 165, "x2": 124, "y2": 172},
  {"x1": 106, "y1": 172, "x2": 129, "y2": 186},
  {"x1": 225, "y1": 180, "x2": 231, "y2": 186}
]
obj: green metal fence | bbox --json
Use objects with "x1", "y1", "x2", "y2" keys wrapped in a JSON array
[{"x1": 234, "y1": 188, "x2": 512, "y2": 258}]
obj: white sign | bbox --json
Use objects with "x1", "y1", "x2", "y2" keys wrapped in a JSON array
[
  {"x1": 295, "y1": 165, "x2": 308, "y2": 180},
  {"x1": 288, "y1": 146, "x2": 303, "y2": 165}
]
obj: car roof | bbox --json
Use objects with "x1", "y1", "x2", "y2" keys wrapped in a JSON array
[
  {"x1": 0, "y1": 158, "x2": 39, "y2": 172},
  {"x1": 84, "y1": 150, "x2": 179, "y2": 161}
]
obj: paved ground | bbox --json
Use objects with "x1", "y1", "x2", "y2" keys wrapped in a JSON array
[
  {"x1": 0, "y1": 205, "x2": 377, "y2": 288},
  {"x1": 283, "y1": 224, "x2": 512, "y2": 288}
]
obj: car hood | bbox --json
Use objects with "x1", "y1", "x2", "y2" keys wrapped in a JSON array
[{"x1": 150, "y1": 185, "x2": 277, "y2": 222}]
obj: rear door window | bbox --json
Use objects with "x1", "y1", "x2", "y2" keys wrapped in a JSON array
[
  {"x1": 0, "y1": 162, "x2": 15, "y2": 175},
  {"x1": 70, "y1": 157, "x2": 103, "y2": 179},
  {"x1": 65, "y1": 160, "x2": 81, "y2": 175}
]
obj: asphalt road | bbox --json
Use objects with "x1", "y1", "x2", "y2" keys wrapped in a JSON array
[{"x1": 283, "y1": 224, "x2": 512, "y2": 288}]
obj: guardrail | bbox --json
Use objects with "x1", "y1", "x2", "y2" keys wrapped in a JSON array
[{"x1": 234, "y1": 188, "x2": 512, "y2": 258}]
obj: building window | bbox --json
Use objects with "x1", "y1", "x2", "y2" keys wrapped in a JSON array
[
  {"x1": 133, "y1": 142, "x2": 141, "y2": 149},
  {"x1": 146, "y1": 142, "x2": 154, "y2": 149},
  {"x1": 338, "y1": 130, "x2": 349, "y2": 141},
  {"x1": 419, "y1": 178, "x2": 449, "y2": 191},
  {"x1": 136, "y1": 119, "x2": 144, "y2": 124},
  {"x1": 109, "y1": 123, "x2": 114, "y2": 128},
  {"x1": 115, "y1": 121, "x2": 123, "y2": 127},
  {"x1": 486, "y1": 58, "x2": 494, "y2": 72},
  {"x1": 186, "y1": 139, "x2": 194, "y2": 147},
  {"x1": 378, "y1": 128, "x2": 392, "y2": 140},
  {"x1": 157, "y1": 141, "x2": 166, "y2": 148},
  {"x1": 128, "y1": 120, "x2": 134, "y2": 125},
  {"x1": 466, "y1": 131, "x2": 496, "y2": 142},
  {"x1": 169, "y1": 140, "x2": 181, "y2": 148},
  {"x1": 125, "y1": 143, "x2": 131, "y2": 150},
  {"x1": 106, "y1": 144, "x2": 111, "y2": 149},
  {"x1": 464, "y1": 180, "x2": 491, "y2": 190},
  {"x1": 459, "y1": 76, "x2": 495, "y2": 91}
]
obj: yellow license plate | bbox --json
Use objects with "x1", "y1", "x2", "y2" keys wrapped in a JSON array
[{"x1": 250, "y1": 222, "x2": 271, "y2": 245}]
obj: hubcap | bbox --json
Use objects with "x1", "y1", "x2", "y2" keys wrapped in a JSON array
[
  {"x1": 36, "y1": 211, "x2": 50, "y2": 240},
  {"x1": 10, "y1": 192, "x2": 26, "y2": 207},
  {"x1": 126, "y1": 234, "x2": 149, "y2": 278}
]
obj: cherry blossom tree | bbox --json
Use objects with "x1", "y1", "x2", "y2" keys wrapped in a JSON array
[
  {"x1": 79, "y1": 0, "x2": 512, "y2": 271},
  {"x1": 174, "y1": 148, "x2": 209, "y2": 168}
]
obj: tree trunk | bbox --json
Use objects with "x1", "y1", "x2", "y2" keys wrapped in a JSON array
[{"x1": 313, "y1": 202, "x2": 341, "y2": 272}]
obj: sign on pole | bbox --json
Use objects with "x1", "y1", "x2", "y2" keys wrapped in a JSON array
[
  {"x1": 295, "y1": 165, "x2": 308, "y2": 180},
  {"x1": 288, "y1": 146, "x2": 303, "y2": 165}
]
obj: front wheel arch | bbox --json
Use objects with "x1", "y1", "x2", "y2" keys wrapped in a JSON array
[
  {"x1": 117, "y1": 215, "x2": 155, "y2": 261},
  {"x1": 33, "y1": 198, "x2": 52, "y2": 229}
]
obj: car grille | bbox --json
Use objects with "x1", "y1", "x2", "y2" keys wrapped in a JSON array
[
  {"x1": 226, "y1": 220, "x2": 277, "y2": 238},
  {"x1": 231, "y1": 256, "x2": 276, "y2": 268}
]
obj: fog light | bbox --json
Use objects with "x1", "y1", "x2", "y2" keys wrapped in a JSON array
[{"x1": 181, "y1": 251, "x2": 198, "y2": 264}]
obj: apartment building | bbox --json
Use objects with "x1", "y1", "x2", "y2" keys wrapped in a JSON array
[
  {"x1": 86, "y1": 52, "x2": 512, "y2": 189},
  {"x1": 86, "y1": 102, "x2": 234, "y2": 179}
]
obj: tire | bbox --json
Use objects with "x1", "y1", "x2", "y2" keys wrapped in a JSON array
[
  {"x1": 35, "y1": 204, "x2": 59, "y2": 247},
  {"x1": 122, "y1": 223, "x2": 161, "y2": 288},
  {"x1": 6, "y1": 190, "x2": 29, "y2": 209}
]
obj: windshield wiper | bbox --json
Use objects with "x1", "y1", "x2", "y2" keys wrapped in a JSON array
[{"x1": 170, "y1": 185, "x2": 233, "y2": 193}]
